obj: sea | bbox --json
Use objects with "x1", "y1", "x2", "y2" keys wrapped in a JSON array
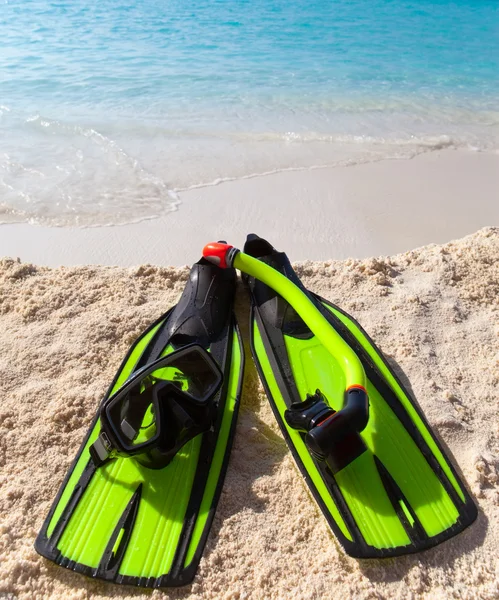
[{"x1": 1, "y1": 0, "x2": 498, "y2": 226}]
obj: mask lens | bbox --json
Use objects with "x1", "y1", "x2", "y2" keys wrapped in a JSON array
[
  {"x1": 104, "y1": 345, "x2": 222, "y2": 453},
  {"x1": 159, "y1": 347, "x2": 222, "y2": 403}
]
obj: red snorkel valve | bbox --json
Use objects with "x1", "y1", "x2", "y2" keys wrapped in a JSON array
[{"x1": 203, "y1": 242, "x2": 240, "y2": 269}]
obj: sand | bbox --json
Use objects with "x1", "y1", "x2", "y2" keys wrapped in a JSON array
[
  {"x1": 0, "y1": 227, "x2": 498, "y2": 599},
  {"x1": 0, "y1": 149, "x2": 498, "y2": 267}
]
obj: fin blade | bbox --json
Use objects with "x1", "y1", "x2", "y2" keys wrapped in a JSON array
[
  {"x1": 35, "y1": 262, "x2": 244, "y2": 588},
  {"x1": 244, "y1": 237, "x2": 477, "y2": 557}
]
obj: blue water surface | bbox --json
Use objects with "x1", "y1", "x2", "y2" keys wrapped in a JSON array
[{"x1": 1, "y1": 0, "x2": 498, "y2": 225}]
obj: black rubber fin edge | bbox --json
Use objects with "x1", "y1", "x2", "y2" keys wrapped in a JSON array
[
  {"x1": 34, "y1": 312, "x2": 245, "y2": 588},
  {"x1": 319, "y1": 296, "x2": 478, "y2": 533},
  {"x1": 249, "y1": 305, "x2": 369, "y2": 556},
  {"x1": 166, "y1": 316, "x2": 244, "y2": 587},
  {"x1": 34, "y1": 308, "x2": 173, "y2": 578},
  {"x1": 248, "y1": 293, "x2": 477, "y2": 558}
]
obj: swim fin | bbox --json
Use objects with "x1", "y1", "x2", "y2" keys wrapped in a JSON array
[
  {"x1": 35, "y1": 256, "x2": 244, "y2": 587},
  {"x1": 239, "y1": 234, "x2": 476, "y2": 558}
]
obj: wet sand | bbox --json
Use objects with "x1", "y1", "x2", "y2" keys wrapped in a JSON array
[{"x1": 0, "y1": 149, "x2": 497, "y2": 267}]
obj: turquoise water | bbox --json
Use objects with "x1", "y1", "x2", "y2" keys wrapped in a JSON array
[{"x1": 1, "y1": 0, "x2": 498, "y2": 225}]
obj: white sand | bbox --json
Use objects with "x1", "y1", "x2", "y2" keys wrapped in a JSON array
[
  {"x1": 0, "y1": 149, "x2": 497, "y2": 267},
  {"x1": 0, "y1": 227, "x2": 498, "y2": 599}
]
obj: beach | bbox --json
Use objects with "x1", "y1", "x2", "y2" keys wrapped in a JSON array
[
  {"x1": 1, "y1": 225, "x2": 498, "y2": 600},
  {"x1": 2, "y1": 0, "x2": 499, "y2": 597},
  {"x1": 0, "y1": 148, "x2": 498, "y2": 267}
]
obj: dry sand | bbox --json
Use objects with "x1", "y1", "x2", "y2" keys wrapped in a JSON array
[{"x1": 0, "y1": 227, "x2": 498, "y2": 599}]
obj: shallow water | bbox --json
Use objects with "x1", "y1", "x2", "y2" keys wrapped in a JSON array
[{"x1": 1, "y1": 0, "x2": 498, "y2": 225}]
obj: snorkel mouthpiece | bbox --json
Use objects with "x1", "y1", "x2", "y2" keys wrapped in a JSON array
[
  {"x1": 285, "y1": 388, "x2": 369, "y2": 473},
  {"x1": 203, "y1": 242, "x2": 240, "y2": 269}
]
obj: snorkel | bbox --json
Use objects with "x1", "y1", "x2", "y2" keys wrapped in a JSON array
[{"x1": 202, "y1": 242, "x2": 369, "y2": 467}]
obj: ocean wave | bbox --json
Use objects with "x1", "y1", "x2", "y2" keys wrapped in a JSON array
[
  {"x1": 0, "y1": 106, "x2": 496, "y2": 227},
  {"x1": 169, "y1": 136, "x2": 472, "y2": 194},
  {"x1": 0, "y1": 112, "x2": 180, "y2": 227}
]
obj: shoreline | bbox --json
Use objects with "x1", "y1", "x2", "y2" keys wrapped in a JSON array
[{"x1": 0, "y1": 148, "x2": 497, "y2": 267}]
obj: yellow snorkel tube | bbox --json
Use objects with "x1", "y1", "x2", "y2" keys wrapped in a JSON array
[{"x1": 202, "y1": 241, "x2": 367, "y2": 395}]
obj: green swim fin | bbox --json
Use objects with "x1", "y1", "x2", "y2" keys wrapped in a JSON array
[
  {"x1": 239, "y1": 234, "x2": 476, "y2": 558},
  {"x1": 35, "y1": 257, "x2": 244, "y2": 587}
]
